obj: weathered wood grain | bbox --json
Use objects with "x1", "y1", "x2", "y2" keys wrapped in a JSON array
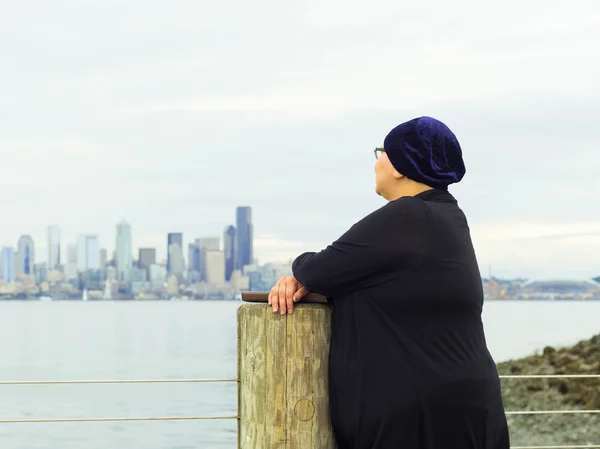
[{"x1": 238, "y1": 303, "x2": 334, "y2": 448}]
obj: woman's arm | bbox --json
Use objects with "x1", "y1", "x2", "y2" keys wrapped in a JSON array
[{"x1": 292, "y1": 197, "x2": 431, "y2": 297}]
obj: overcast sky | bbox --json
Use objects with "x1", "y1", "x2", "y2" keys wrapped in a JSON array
[{"x1": 1, "y1": 0, "x2": 599, "y2": 279}]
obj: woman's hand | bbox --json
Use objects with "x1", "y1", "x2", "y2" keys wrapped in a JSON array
[{"x1": 268, "y1": 276, "x2": 309, "y2": 315}]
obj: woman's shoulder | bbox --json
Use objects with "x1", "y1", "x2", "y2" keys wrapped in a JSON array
[
  {"x1": 387, "y1": 195, "x2": 430, "y2": 209},
  {"x1": 360, "y1": 196, "x2": 433, "y2": 228},
  {"x1": 382, "y1": 195, "x2": 432, "y2": 218}
]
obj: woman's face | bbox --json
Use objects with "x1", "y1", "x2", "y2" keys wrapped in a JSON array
[{"x1": 374, "y1": 150, "x2": 398, "y2": 198}]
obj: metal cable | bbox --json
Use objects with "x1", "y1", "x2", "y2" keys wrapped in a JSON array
[
  {"x1": 500, "y1": 375, "x2": 600, "y2": 379},
  {"x1": 0, "y1": 374, "x2": 597, "y2": 385},
  {"x1": 511, "y1": 446, "x2": 600, "y2": 449},
  {"x1": 506, "y1": 410, "x2": 600, "y2": 415},
  {"x1": 0, "y1": 378, "x2": 238, "y2": 385},
  {"x1": 1, "y1": 374, "x2": 598, "y2": 385},
  {"x1": 0, "y1": 415, "x2": 238, "y2": 423},
  {"x1": 1, "y1": 410, "x2": 597, "y2": 423}
]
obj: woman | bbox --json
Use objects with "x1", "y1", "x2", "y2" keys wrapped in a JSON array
[{"x1": 268, "y1": 116, "x2": 509, "y2": 449}]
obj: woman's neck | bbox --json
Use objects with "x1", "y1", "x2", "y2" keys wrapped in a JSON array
[{"x1": 385, "y1": 182, "x2": 434, "y2": 201}]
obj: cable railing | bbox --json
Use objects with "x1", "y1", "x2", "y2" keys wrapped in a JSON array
[
  {"x1": 498, "y1": 374, "x2": 600, "y2": 419},
  {"x1": 499, "y1": 374, "x2": 600, "y2": 379},
  {"x1": 0, "y1": 415, "x2": 238, "y2": 424},
  {"x1": 1, "y1": 371, "x2": 597, "y2": 449},
  {"x1": 0, "y1": 377, "x2": 239, "y2": 423},
  {"x1": 502, "y1": 374, "x2": 599, "y2": 448},
  {"x1": 511, "y1": 446, "x2": 600, "y2": 449},
  {"x1": 1, "y1": 374, "x2": 597, "y2": 385},
  {"x1": 498, "y1": 374, "x2": 600, "y2": 417},
  {"x1": 0, "y1": 377, "x2": 238, "y2": 385},
  {"x1": 1, "y1": 374, "x2": 597, "y2": 418}
]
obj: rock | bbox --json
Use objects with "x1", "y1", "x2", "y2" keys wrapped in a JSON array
[{"x1": 543, "y1": 346, "x2": 556, "y2": 356}]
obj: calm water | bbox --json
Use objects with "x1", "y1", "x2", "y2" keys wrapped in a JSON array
[{"x1": 0, "y1": 300, "x2": 598, "y2": 449}]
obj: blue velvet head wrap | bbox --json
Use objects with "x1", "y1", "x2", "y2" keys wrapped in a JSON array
[{"x1": 383, "y1": 116, "x2": 465, "y2": 190}]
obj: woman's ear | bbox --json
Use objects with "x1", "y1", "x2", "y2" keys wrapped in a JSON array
[{"x1": 392, "y1": 170, "x2": 405, "y2": 180}]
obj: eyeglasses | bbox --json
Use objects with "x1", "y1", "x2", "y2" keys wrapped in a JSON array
[{"x1": 374, "y1": 148, "x2": 385, "y2": 160}]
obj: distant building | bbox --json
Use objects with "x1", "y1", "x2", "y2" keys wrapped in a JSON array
[
  {"x1": 149, "y1": 263, "x2": 167, "y2": 289},
  {"x1": 106, "y1": 266, "x2": 117, "y2": 281},
  {"x1": 47, "y1": 225, "x2": 61, "y2": 270},
  {"x1": 235, "y1": 206, "x2": 253, "y2": 271},
  {"x1": 167, "y1": 233, "x2": 183, "y2": 275},
  {"x1": 205, "y1": 250, "x2": 225, "y2": 287},
  {"x1": 229, "y1": 269, "x2": 250, "y2": 291},
  {"x1": 80, "y1": 267, "x2": 103, "y2": 291},
  {"x1": 99, "y1": 248, "x2": 107, "y2": 270},
  {"x1": 138, "y1": 248, "x2": 156, "y2": 280},
  {"x1": 77, "y1": 234, "x2": 100, "y2": 272},
  {"x1": 33, "y1": 262, "x2": 48, "y2": 284},
  {"x1": 240, "y1": 262, "x2": 291, "y2": 291},
  {"x1": 1, "y1": 246, "x2": 15, "y2": 282},
  {"x1": 14, "y1": 252, "x2": 21, "y2": 277},
  {"x1": 115, "y1": 220, "x2": 133, "y2": 282},
  {"x1": 196, "y1": 237, "x2": 220, "y2": 249},
  {"x1": 17, "y1": 235, "x2": 35, "y2": 276},
  {"x1": 519, "y1": 279, "x2": 600, "y2": 300},
  {"x1": 223, "y1": 225, "x2": 236, "y2": 281},
  {"x1": 131, "y1": 275, "x2": 150, "y2": 294},
  {"x1": 522, "y1": 279, "x2": 600, "y2": 293},
  {"x1": 168, "y1": 244, "x2": 185, "y2": 281},
  {"x1": 196, "y1": 237, "x2": 220, "y2": 281},
  {"x1": 65, "y1": 244, "x2": 78, "y2": 280},
  {"x1": 103, "y1": 268, "x2": 118, "y2": 299},
  {"x1": 47, "y1": 269, "x2": 64, "y2": 283},
  {"x1": 166, "y1": 275, "x2": 179, "y2": 295},
  {"x1": 483, "y1": 277, "x2": 504, "y2": 300},
  {"x1": 188, "y1": 242, "x2": 201, "y2": 282},
  {"x1": 130, "y1": 266, "x2": 147, "y2": 283},
  {"x1": 243, "y1": 264, "x2": 278, "y2": 291}
]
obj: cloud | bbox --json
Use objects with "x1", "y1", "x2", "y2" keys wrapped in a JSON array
[{"x1": 471, "y1": 221, "x2": 600, "y2": 279}]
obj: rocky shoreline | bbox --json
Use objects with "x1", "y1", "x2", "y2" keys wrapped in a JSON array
[{"x1": 498, "y1": 334, "x2": 600, "y2": 447}]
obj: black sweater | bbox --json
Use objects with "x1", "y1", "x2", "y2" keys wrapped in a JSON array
[{"x1": 292, "y1": 189, "x2": 509, "y2": 449}]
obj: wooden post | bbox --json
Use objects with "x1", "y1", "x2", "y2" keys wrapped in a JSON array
[{"x1": 237, "y1": 303, "x2": 335, "y2": 448}]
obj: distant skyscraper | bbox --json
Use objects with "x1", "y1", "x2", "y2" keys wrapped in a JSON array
[
  {"x1": 168, "y1": 246, "x2": 185, "y2": 280},
  {"x1": 224, "y1": 225, "x2": 236, "y2": 281},
  {"x1": 138, "y1": 248, "x2": 156, "y2": 280},
  {"x1": 17, "y1": 235, "x2": 35, "y2": 275},
  {"x1": 235, "y1": 206, "x2": 253, "y2": 271},
  {"x1": 205, "y1": 250, "x2": 225, "y2": 287},
  {"x1": 115, "y1": 220, "x2": 133, "y2": 282},
  {"x1": 34, "y1": 262, "x2": 48, "y2": 284},
  {"x1": 66, "y1": 244, "x2": 78, "y2": 280},
  {"x1": 195, "y1": 237, "x2": 220, "y2": 281},
  {"x1": 99, "y1": 249, "x2": 107, "y2": 270},
  {"x1": 149, "y1": 263, "x2": 167, "y2": 289},
  {"x1": 77, "y1": 235, "x2": 100, "y2": 272},
  {"x1": 197, "y1": 237, "x2": 220, "y2": 250},
  {"x1": 1, "y1": 246, "x2": 15, "y2": 282},
  {"x1": 14, "y1": 252, "x2": 22, "y2": 277},
  {"x1": 106, "y1": 266, "x2": 117, "y2": 282},
  {"x1": 167, "y1": 233, "x2": 185, "y2": 280},
  {"x1": 47, "y1": 225, "x2": 61, "y2": 269},
  {"x1": 188, "y1": 243, "x2": 201, "y2": 274},
  {"x1": 167, "y1": 233, "x2": 183, "y2": 274}
]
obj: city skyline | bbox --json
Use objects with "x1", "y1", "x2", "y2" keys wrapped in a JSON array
[
  {"x1": 1, "y1": 217, "x2": 599, "y2": 282},
  {"x1": 0, "y1": 218, "x2": 293, "y2": 270},
  {"x1": 0, "y1": 205, "x2": 257, "y2": 280},
  {"x1": 0, "y1": 204, "x2": 298, "y2": 299}
]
